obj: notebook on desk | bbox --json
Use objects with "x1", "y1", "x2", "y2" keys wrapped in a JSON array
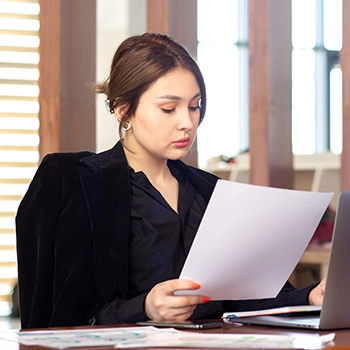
[{"x1": 225, "y1": 190, "x2": 350, "y2": 330}]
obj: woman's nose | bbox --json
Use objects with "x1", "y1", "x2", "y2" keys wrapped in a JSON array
[{"x1": 178, "y1": 109, "x2": 194, "y2": 130}]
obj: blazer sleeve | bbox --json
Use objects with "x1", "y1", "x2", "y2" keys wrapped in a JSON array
[
  {"x1": 222, "y1": 281, "x2": 319, "y2": 312},
  {"x1": 16, "y1": 154, "x2": 62, "y2": 328}
]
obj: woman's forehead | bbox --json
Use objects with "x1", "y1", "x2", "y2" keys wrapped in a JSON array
[{"x1": 143, "y1": 68, "x2": 200, "y2": 99}]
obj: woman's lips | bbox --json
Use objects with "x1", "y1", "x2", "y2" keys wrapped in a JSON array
[{"x1": 173, "y1": 137, "x2": 190, "y2": 147}]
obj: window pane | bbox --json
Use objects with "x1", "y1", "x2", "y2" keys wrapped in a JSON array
[
  {"x1": 197, "y1": 0, "x2": 248, "y2": 168},
  {"x1": 197, "y1": 0, "x2": 238, "y2": 44},
  {"x1": 0, "y1": 168, "x2": 37, "y2": 179},
  {"x1": 0, "y1": 1, "x2": 39, "y2": 14},
  {"x1": 292, "y1": 49, "x2": 316, "y2": 154},
  {"x1": 0, "y1": 84, "x2": 39, "y2": 97},
  {"x1": 0, "y1": 67, "x2": 39, "y2": 80},
  {"x1": 330, "y1": 67, "x2": 342, "y2": 153},
  {"x1": 0, "y1": 117, "x2": 39, "y2": 129},
  {"x1": 0, "y1": 51, "x2": 39, "y2": 64},
  {"x1": 0, "y1": 184, "x2": 30, "y2": 196},
  {"x1": 197, "y1": 43, "x2": 240, "y2": 167},
  {"x1": 0, "y1": 18, "x2": 40, "y2": 31},
  {"x1": 0, "y1": 151, "x2": 39, "y2": 162},
  {"x1": 0, "y1": 34, "x2": 39, "y2": 47},
  {"x1": 323, "y1": 0, "x2": 342, "y2": 51},
  {"x1": 0, "y1": 134, "x2": 39, "y2": 146},
  {"x1": 292, "y1": 0, "x2": 316, "y2": 49},
  {"x1": 0, "y1": 101, "x2": 39, "y2": 113}
]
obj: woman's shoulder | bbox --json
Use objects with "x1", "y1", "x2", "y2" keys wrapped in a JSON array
[
  {"x1": 42, "y1": 151, "x2": 95, "y2": 163},
  {"x1": 36, "y1": 143, "x2": 127, "y2": 179},
  {"x1": 38, "y1": 151, "x2": 96, "y2": 174}
]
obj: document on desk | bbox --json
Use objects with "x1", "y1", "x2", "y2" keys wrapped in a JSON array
[
  {"x1": 13, "y1": 326, "x2": 335, "y2": 349},
  {"x1": 177, "y1": 180, "x2": 333, "y2": 300}
]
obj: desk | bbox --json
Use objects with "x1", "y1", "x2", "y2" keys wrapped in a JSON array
[{"x1": 1, "y1": 322, "x2": 350, "y2": 350}]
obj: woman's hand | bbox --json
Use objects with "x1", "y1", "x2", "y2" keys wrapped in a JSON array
[
  {"x1": 308, "y1": 277, "x2": 326, "y2": 305},
  {"x1": 145, "y1": 279, "x2": 209, "y2": 322}
]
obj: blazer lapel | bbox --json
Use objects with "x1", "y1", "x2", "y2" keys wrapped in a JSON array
[{"x1": 79, "y1": 143, "x2": 131, "y2": 301}]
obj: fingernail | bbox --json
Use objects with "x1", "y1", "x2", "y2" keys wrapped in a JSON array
[
  {"x1": 193, "y1": 283, "x2": 201, "y2": 290},
  {"x1": 203, "y1": 296, "x2": 210, "y2": 303}
]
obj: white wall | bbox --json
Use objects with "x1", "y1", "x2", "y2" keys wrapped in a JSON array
[{"x1": 96, "y1": 0, "x2": 146, "y2": 152}]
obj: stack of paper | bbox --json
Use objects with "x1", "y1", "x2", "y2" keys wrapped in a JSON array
[{"x1": 0, "y1": 326, "x2": 333, "y2": 349}]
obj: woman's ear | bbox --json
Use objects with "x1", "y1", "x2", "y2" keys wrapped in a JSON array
[{"x1": 114, "y1": 104, "x2": 129, "y2": 122}]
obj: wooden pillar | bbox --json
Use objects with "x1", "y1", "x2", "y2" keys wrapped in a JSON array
[
  {"x1": 147, "y1": 0, "x2": 197, "y2": 76},
  {"x1": 38, "y1": 0, "x2": 96, "y2": 159},
  {"x1": 340, "y1": 1, "x2": 350, "y2": 190},
  {"x1": 249, "y1": 0, "x2": 293, "y2": 188},
  {"x1": 147, "y1": 0, "x2": 198, "y2": 166},
  {"x1": 147, "y1": 0, "x2": 168, "y2": 34}
]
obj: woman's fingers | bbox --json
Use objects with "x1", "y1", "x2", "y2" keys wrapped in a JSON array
[
  {"x1": 158, "y1": 279, "x2": 201, "y2": 292},
  {"x1": 144, "y1": 279, "x2": 210, "y2": 321}
]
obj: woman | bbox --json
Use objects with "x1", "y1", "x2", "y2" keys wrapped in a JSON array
[{"x1": 16, "y1": 33, "x2": 325, "y2": 329}]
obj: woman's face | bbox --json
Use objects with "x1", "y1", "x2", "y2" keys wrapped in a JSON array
[{"x1": 125, "y1": 68, "x2": 202, "y2": 162}]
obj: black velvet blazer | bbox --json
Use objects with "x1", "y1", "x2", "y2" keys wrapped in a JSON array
[
  {"x1": 15, "y1": 142, "x2": 219, "y2": 328},
  {"x1": 16, "y1": 142, "x2": 316, "y2": 329}
]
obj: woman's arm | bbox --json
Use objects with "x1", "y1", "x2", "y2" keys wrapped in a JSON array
[{"x1": 222, "y1": 280, "x2": 320, "y2": 313}]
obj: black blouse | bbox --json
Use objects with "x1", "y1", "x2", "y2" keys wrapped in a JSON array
[
  {"x1": 127, "y1": 163, "x2": 224, "y2": 319},
  {"x1": 128, "y1": 163, "x2": 205, "y2": 297}
]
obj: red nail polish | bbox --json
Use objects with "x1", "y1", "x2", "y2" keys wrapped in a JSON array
[
  {"x1": 193, "y1": 283, "x2": 201, "y2": 290},
  {"x1": 203, "y1": 296, "x2": 210, "y2": 303}
]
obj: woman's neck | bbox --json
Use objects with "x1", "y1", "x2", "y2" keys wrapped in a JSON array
[
  {"x1": 123, "y1": 145, "x2": 170, "y2": 182},
  {"x1": 124, "y1": 145, "x2": 179, "y2": 213}
]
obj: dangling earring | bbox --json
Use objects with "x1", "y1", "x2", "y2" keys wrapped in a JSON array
[{"x1": 122, "y1": 121, "x2": 131, "y2": 131}]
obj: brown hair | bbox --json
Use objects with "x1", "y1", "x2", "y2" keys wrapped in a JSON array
[{"x1": 95, "y1": 33, "x2": 207, "y2": 139}]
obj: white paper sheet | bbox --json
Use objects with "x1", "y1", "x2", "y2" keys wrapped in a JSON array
[{"x1": 177, "y1": 180, "x2": 333, "y2": 300}]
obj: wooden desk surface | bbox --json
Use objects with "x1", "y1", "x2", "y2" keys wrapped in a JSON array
[{"x1": 2, "y1": 322, "x2": 350, "y2": 350}]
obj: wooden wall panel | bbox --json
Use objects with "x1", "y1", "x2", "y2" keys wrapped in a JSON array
[
  {"x1": 147, "y1": 0, "x2": 168, "y2": 33},
  {"x1": 38, "y1": 0, "x2": 96, "y2": 159},
  {"x1": 249, "y1": 0, "x2": 293, "y2": 188},
  {"x1": 38, "y1": 0, "x2": 61, "y2": 155}
]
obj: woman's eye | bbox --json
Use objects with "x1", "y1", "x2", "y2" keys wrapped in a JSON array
[
  {"x1": 189, "y1": 106, "x2": 200, "y2": 112},
  {"x1": 162, "y1": 108, "x2": 175, "y2": 114}
]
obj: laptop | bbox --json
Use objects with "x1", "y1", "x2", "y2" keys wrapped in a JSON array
[{"x1": 227, "y1": 190, "x2": 350, "y2": 330}]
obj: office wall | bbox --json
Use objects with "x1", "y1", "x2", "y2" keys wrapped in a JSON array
[{"x1": 96, "y1": 0, "x2": 146, "y2": 152}]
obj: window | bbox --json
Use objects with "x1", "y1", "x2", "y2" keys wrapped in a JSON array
[
  {"x1": 292, "y1": 0, "x2": 342, "y2": 154},
  {"x1": 197, "y1": 0, "x2": 343, "y2": 167},
  {"x1": 196, "y1": 0, "x2": 249, "y2": 168},
  {"x1": 0, "y1": 0, "x2": 40, "y2": 315}
]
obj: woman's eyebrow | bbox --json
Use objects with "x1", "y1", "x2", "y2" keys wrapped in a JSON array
[
  {"x1": 158, "y1": 95, "x2": 181, "y2": 101},
  {"x1": 157, "y1": 92, "x2": 201, "y2": 101}
]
